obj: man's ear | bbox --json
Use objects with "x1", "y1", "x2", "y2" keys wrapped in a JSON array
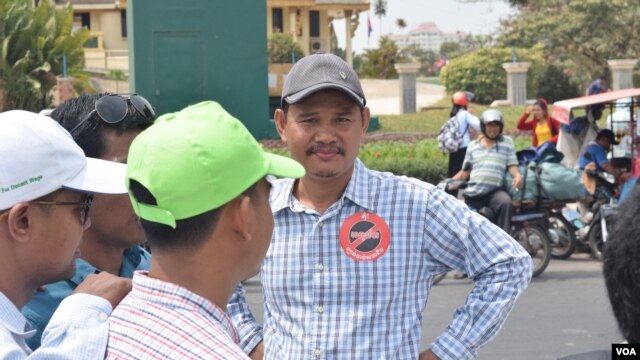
[
  {"x1": 274, "y1": 108, "x2": 288, "y2": 143},
  {"x1": 229, "y1": 195, "x2": 252, "y2": 242},
  {"x1": 6, "y1": 204, "x2": 32, "y2": 244},
  {"x1": 361, "y1": 107, "x2": 371, "y2": 134}
]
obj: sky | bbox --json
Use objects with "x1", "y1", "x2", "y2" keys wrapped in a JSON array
[{"x1": 332, "y1": 0, "x2": 517, "y2": 54}]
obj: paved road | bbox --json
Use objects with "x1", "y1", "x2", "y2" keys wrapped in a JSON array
[{"x1": 242, "y1": 253, "x2": 619, "y2": 360}]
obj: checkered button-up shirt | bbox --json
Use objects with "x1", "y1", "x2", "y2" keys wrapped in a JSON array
[
  {"x1": 228, "y1": 159, "x2": 532, "y2": 360},
  {"x1": 107, "y1": 272, "x2": 249, "y2": 360}
]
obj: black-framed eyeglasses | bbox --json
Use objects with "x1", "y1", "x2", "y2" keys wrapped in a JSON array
[
  {"x1": 30, "y1": 195, "x2": 94, "y2": 225},
  {"x1": 69, "y1": 94, "x2": 155, "y2": 134}
]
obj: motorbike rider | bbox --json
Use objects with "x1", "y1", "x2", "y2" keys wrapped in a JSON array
[
  {"x1": 452, "y1": 109, "x2": 523, "y2": 233},
  {"x1": 578, "y1": 129, "x2": 624, "y2": 195}
]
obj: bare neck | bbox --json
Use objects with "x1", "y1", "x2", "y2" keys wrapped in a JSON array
[
  {"x1": 295, "y1": 168, "x2": 354, "y2": 214},
  {"x1": 0, "y1": 252, "x2": 36, "y2": 309},
  {"x1": 480, "y1": 136, "x2": 498, "y2": 148},
  {"x1": 147, "y1": 249, "x2": 237, "y2": 312},
  {"x1": 79, "y1": 233, "x2": 124, "y2": 275}
]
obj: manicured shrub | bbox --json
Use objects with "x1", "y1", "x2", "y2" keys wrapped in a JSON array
[{"x1": 440, "y1": 46, "x2": 544, "y2": 104}]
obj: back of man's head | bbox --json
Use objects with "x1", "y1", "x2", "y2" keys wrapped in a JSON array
[
  {"x1": 603, "y1": 183, "x2": 640, "y2": 343},
  {"x1": 51, "y1": 93, "x2": 155, "y2": 158},
  {"x1": 126, "y1": 101, "x2": 304, "y2": 251}
]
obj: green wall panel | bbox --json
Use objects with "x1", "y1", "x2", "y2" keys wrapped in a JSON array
[{"x1": 128, "y1": 0, "x2": 270, "y2": 138}]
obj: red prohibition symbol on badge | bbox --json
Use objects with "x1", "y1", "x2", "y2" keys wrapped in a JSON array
[{"x1": 339, "y1": 211, "x2": 390, "y2": 262}]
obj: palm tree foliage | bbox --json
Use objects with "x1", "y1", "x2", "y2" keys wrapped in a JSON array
[
  {"x1": 0, "y1": 0, "x2": 90, "y2": 111},
  {"x1": 373, "y1": 0, "x2": 387, "y2": 34}
]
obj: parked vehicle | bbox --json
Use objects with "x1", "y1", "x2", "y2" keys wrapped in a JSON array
[
  {"x1": 552, "y1": 89, "x2": 640, "y2": 260},
  {"x1": 550, "y1": 170, "x2": 618, "y2": 260},
  {"x1": 435, "y1": 179, "x2": 551, "y2": 280}
]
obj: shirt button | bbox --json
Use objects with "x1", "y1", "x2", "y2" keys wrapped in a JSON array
[
  {"x1": 314, "y1": 349, "x2": 321, "y2": 357},
  {"x1": 317, "y1": 263, "x2": 324, "y2": 271},
  {"x1": 317, "y1": 222, "x2": 323, "y2": 228},
  {"x1": 98, "y1": 312, "x2": 108, "y2": 321},
  {"x1": 317, "y1": 305, "x2": 324, "y2": 313}
]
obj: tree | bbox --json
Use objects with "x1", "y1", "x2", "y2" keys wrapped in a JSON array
[
  {"x1": 0, "y1": 0, "x2": 91, "y2": 111},
  {"x1": 456, "y1": 0, "x2": 529, "y2": 7},
  {"x1": 439, "y1": 42, "x2": 462, "y2": 58},
  {"x1": 359, "y1": 36, "x2": 399, "y2": 79},
  {"x1": 400, "y1": 45, "x2": 438, "y2": 76},
  {"x1": 497, "y1": 0, "x2": 640, "y2": 89},
  {"x1": 268, "y1": 32, "x2": 304, "y2": 63},
  {"x1": 373, "y1": 0, "x2": 387, "y2": 35},
  {"x1": 396, "y1": 18, "x2": 407, "y2": 32},
  {"x1": 460, "y1": 34, "x2": 494, "y2": 52}
]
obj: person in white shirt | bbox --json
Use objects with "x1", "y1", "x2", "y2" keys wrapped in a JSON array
[{"x1": 0, "y1": 110, "x2": 132, "y2": 359}]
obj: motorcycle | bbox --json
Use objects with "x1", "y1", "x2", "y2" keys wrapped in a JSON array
[
  {"x1": 550, "y1": 170, "x2": 618, "y2": 260},
  {"x1": 433, "y1": 179, "x2": 551, "y2": 283}
]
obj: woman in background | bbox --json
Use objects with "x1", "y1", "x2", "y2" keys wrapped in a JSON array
[{"x1": 517, "y1": 98, "x2": 561, "y2": 147}]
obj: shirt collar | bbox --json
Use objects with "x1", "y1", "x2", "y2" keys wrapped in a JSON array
[
  {"x1": 270, "y1": 158, "x2": 373, "y2": 213},
  {"x1": 130, "y1": 272, "x2": 239, "y2": 343},
  {"x1": 0, "y1": 292, "x2": 35, "y2": 337},
  {"x1": 69, "y1": 246, "x2": 147, "y2": 286}
]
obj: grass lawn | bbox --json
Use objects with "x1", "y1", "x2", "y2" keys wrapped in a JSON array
[
  {"x1": 417, "y1": 77, "x2": 441, "y2": 86},
  {"x1": 372, "y1": 96, "x2": 530, "y2": 138}
]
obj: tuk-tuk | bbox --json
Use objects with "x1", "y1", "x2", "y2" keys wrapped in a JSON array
[
  {"x1": 552, "y1": 88, "x2": 640, "y2": 174},
  {"x1": 551, "y1": 88, "x2": 640, "y2": 260}
]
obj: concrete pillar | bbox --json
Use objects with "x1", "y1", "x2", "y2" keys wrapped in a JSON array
[
  {"x1": 55, "y1": 77, "x2": 74, "y2": 106},
  {"x1": 289, "y1": 8, "x2": 297, "y2": 40},
  {"x1": 345, "y1": 10, "x2": 353, "y2": 66},
  {"x1": 608, "y1": 59, "x2": 637, "y2": 90},
  {"x1": 502, "y1": 62, "x2": 530, "y2": 105},
  {"x1": 394, "y1": 63, "x2": 420, "y2": 114}
]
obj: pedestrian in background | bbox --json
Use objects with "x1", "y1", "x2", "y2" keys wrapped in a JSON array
[
  {"x1": 517, "y1": 98, "x2": 561, "y2": 147},
  {"x1": 447, "y1": 91, "x2": 480, "y2": 178}
]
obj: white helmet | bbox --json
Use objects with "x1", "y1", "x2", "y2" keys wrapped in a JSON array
[{"x1": 480, "y1": 109, "x2": 504, "y2": 139}]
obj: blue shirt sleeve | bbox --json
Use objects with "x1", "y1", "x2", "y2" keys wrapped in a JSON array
[
  {"x1": 227, "y1": 283, "x2": 263, "y2": 354},
  {"x1": 591, "y1": 145, "x2": 609, "y2": 169},
  {"x1": 425, "y1": 188, "x2": 532, "y2": 359}
]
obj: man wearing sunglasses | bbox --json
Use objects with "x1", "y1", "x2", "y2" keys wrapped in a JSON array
[
  {"x1": 22, "y1": 93, "x2": 156, "y2": 349},
  {"x1": 0, "y1": 110, "x2": 132, "y2": 358}
]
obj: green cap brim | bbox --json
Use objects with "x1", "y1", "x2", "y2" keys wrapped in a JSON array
[{"x1": 264, "y1": 152, "x2": 305, "y2": 179}]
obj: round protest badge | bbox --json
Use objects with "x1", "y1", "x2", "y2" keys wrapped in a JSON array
[{"x1": 339, "y1": 211, "x2": 390, "y2": 262}]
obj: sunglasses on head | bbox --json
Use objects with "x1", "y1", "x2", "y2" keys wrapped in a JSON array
[{"x1": 69, "y1": 94, "x2": 155, "y2": 134}]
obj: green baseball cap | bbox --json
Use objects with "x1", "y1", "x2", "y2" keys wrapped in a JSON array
[{"x1": 126, "y1": 101, "x2": 304, "y2": 228}]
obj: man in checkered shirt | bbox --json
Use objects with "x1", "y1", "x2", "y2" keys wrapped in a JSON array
[{"x1": 228, "y1": 54, "x2": 532, "y2": 360}]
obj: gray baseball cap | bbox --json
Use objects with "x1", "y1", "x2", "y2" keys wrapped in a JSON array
[{"x1": 281, "y1": 53, "x2": 366, "y2": 108}]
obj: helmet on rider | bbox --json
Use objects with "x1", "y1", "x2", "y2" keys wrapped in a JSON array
[
  {"x1": 452, "y1": 91, "x2": 474, "y2": 107},
  {"x1": 480, "y1": 109, "x2": 504, "y2": 140}
]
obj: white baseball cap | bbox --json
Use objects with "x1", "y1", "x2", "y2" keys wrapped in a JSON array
[{"x1": 0, "y1": 110, "x2": 127, "y2": 210}]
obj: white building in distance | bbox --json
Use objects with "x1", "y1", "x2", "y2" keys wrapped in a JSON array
[{"x1": 388, "y1": 22, "x2": 466, "y2": 53}]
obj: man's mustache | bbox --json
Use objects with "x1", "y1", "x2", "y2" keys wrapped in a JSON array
[{"x1": 306, "y1": 144, "x2": 346, "y2": 156}]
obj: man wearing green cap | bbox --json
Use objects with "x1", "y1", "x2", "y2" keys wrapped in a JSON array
[
  {"x1": 228, "y1": 53, "x2": 532, "y2": 360},
  {"x1": 105, "y1": 101, "x2": 304, "y2": 359}
]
